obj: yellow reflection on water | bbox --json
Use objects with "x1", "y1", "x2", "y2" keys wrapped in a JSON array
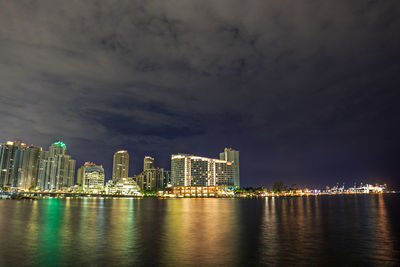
[
  {"x1": 27, "y1": 200, "x2": 39, "y2": 248},
  {"x1": 260, "y1": 196, "x2": 325, "y2": 265},
  {"x1": 162, "y1": 199, "x2": 240, "y2": 266},
  {"x1": 79, "y1": 198, "x2": 101, "y2": 254},
  {"x1": 105, "y1": 198, "x2": 137, "y2": 265},
  {"x1": 261, "y1": 197, "x2": 279, "y2": 263},
  {"x1": 368, "y1": 194, "x2": 396, "y2": 262}
]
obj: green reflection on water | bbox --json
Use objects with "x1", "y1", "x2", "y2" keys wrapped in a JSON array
[{"x1": 39, "y1": 199, "x2": 63, "y2": 266}]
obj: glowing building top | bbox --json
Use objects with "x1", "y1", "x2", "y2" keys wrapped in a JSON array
[{"x1": 53, "y1": 141, "x2": 66, "y2": 148}]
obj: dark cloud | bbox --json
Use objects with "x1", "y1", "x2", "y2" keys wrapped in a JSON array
[{"x1": 0, "y1": 0, "x2": 399, "y2": 187}]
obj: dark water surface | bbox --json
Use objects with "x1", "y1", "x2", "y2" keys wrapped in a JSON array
[{"x1": 0, "y1": 194, "x2": 399, "y2": 266}]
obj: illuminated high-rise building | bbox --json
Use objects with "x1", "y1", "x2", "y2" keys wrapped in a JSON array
[
  {"x1": 18, "y1": 145, "x2": 41, "y2": 190},
  {"x1": 0, "y1": 141, "x2": 33, "y2": 189},
  {"x1": 0, "y1": 141, "x2": 23, "y2": 188},
  {"x1": 143, "y1": 156, "x2": 155, "y2": 171},
  {"x1": 220, "y1": 148, "x2": 240, "y2": 188},
  {"x1": 137, "y1": 168, "x2": 165, "y2": 191},
  {"x1": 36, "y1": 141, "x2": 76, "y2": 190},
  {"x1": 163, "y1": 170, "x2": 171, "y2": 187},
  {"x1": 79, "y1": 162, "x2": 105, "y2": 191},
  {"x1": 137, "y1": 156, "x2": 166, "y2": 191},
  {"x1": 0, "y1": 141, "x2": 42, "y2": 190},
  {"x1": 10, "y1": 143, "x2": 26, "y2": 189},
  {"x1": 77, "y1": 165, "x2": 84, "y2": 186},
  {"x1": 36, "y1": 150, "x2": 49, "y2": 189},
  {"x1": 171, "y1": 154, "x2": 234, "y2": 187},
  {"x1": 113, "y1": 150, "x2": 129, "y2": 180}
]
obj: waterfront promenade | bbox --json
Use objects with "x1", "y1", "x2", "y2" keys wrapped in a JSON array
[{"x1": 1, "y1": 190, "x2": 395, "y2": 200}]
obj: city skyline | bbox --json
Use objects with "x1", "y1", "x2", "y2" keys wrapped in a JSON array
[
  {"x1": 1, "y1": 138, "x2": 242, "y2": 190},
  {"x1": 1, "y1": 1, "x2": 399, "y2": 189},
  {"x1": 0, "y1": 137, "x2": 391, "y2": 190}
]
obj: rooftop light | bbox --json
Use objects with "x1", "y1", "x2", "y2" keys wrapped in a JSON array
[{"x1": 53, "y1": 141, "x2": 66, "y2": 148}]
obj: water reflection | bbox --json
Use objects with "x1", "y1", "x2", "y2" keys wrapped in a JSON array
[
  {"x1": 259, "y1": 195, "x2": 399, "y2": 266},
  {"x1": 162, "y1": 199, "x2": 240, "y2": 266},
  {"x1": 367, "y1": 194, "x2": 396, "y2": 263},
  {"x1": 0, "y1": 195, "x2": 399, "y2": 266}
]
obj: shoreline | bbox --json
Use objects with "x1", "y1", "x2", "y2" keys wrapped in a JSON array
[{"x1": 1, "y1": 191, "x2": 397, "y2": 200}]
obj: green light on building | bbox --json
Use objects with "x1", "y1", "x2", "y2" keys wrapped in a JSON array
[{"x1": 53, "y1": 141, "x2": 66, "y2": 148}]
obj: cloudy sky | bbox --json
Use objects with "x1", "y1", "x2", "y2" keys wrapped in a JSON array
[{"x1": 0, "y1": 0, "x2": 399, "y2": 187}]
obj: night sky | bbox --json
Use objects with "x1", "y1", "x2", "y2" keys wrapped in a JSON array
[{"x1": 1, "y1": 1, "x2": 399, "y2": 188}]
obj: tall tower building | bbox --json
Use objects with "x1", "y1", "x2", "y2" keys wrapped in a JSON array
[
  {"x1": 143, "y1": 156, "x2": 155, "y2": 171},
  {"x1": 136, "y1": 168, "x2": 165, "y2": 191},
  {"x1": 18, "y1": 145, "x2": 41, "y2": 190},
  {"x1": 113, "y1": 150, "x2": 129, "y2": 180},
  {"x1": 49, "y1": 141, "x2": 66, "y2": 157},
  {"x1": 136, "y1": 156, "x2": 168, "y2": 191},
  {"x1": 0, "y1": 141, "x2": 26, "y2": 189},
  {"x1": 36, "y1": 141, "x2": 76, "y2": 190},
  {"x1": 10, "y1": 143, "x2": 26, "y2": 189},
  {"x1": 220, "y1": 148, "x2": 240, "y2": 188},
  {"x1": 36, "y1": 150, "x2": 49, "y2": 189},
  {"x1": 77, "y1": 165, "x2": 84, "y2": 186},
  {"x1": 0, "y1": 141, "x2": 42, "y2": 190},
  {"x1": 171, "y1": 155, "x2": 186, "y2": 186},
  {"x1": 163, "y1": 170, "x2": 171, "y2": 188}
]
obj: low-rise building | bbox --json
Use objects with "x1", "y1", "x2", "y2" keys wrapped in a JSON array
[
  {"x1": 105, "y1": 178, "x2": 141, "y2": 195},
  {"x1": 162, "y1": 186, "x2": 234, "y2": 198}
]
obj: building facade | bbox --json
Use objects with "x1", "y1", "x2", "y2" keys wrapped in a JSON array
[
  {"x1": 0, "y1": 141, "x2": 25, "y2": 189},
  {"x1": 164, "y1": 170, "x2": 171, "y2": 187},
  {"x1": 171, "y1": 154, "x2": 235, "y2": 187},
  {"x1": 136, "y1": 168, "x2": 165, "y2": 191},
  {"x1": 106, "y1": 178, "x2": 140, "y2": 195},
  {"x1": 136, "y1": 156, "x2": 169, "y2": 191},
  {"x1": 163, "y1": 185, "x2": 234, "y2": 197},
  {"x1": 79, "y1": 162, "x2": 105, "y2": 191},
  {"x1": 112, "y1": 150, "x2": 129, "y2": 180},
  {"x1": 143, "y1": 156, "x2": 155, "y2": 171},
  {"x1": 18, "y1": 145, "x2": 41, "y2": 190},
  {"x1": 220, "y1": 148, "x2": 240, "y2": 188},
  {"x1": 0, "y1": 141, "x2": 41, "y2": 190},
  {"x1": 76, "y1": 165, "x2": 84, "y2": 186},
  {"x1": 36, "y1": 141, "x2": 76, "y2": 191}
]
